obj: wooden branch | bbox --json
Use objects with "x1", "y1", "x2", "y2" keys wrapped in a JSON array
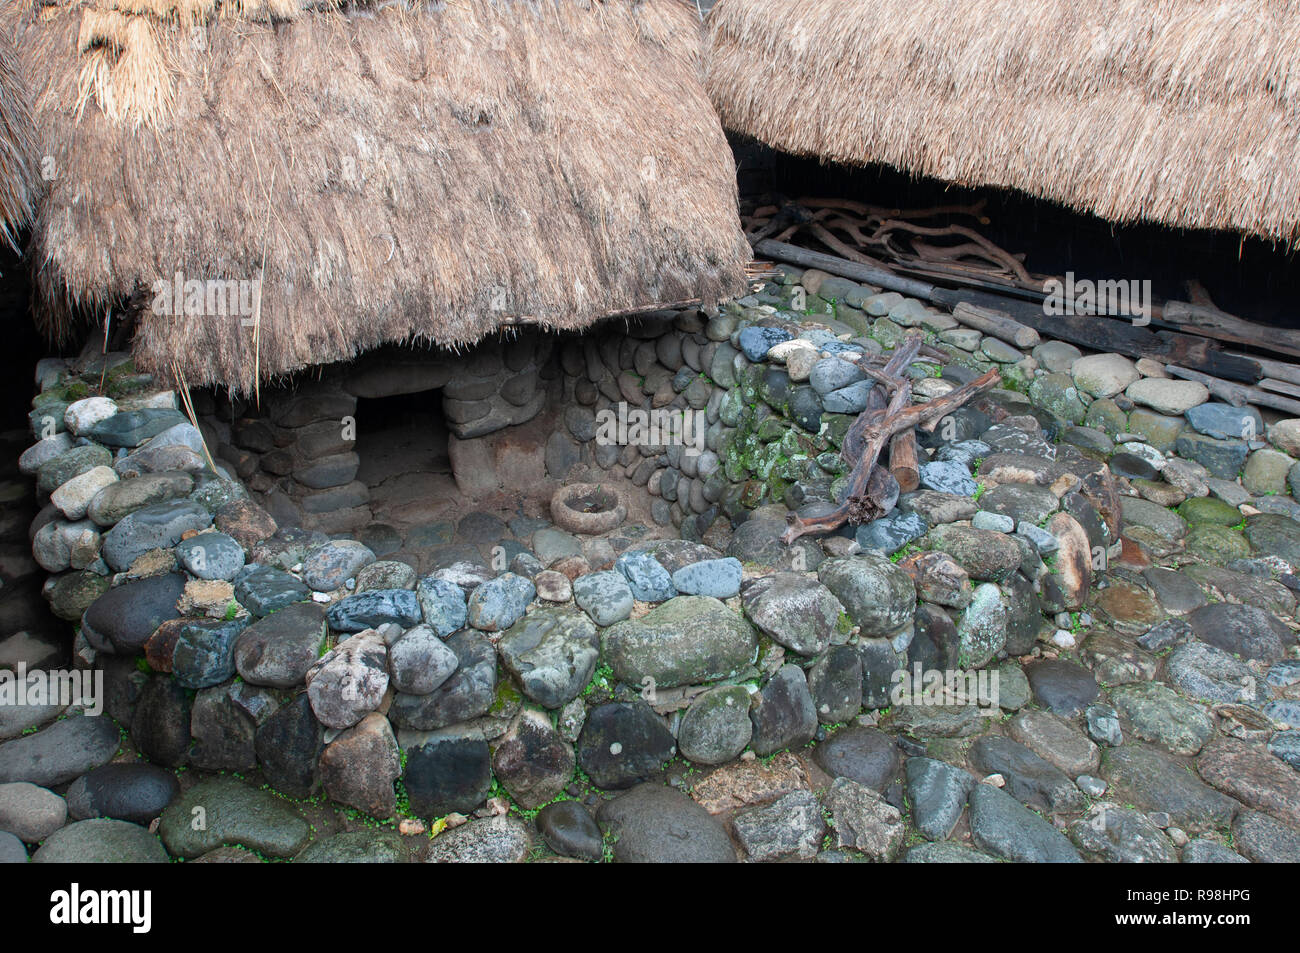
[
  {"x1": 808, "y1": 222, "x2": 895, "y2": 272},
  {"x1": 872, "y1": 220, "x2": 1032, "y2": 283},
  {"x1": 783, "y1": 363, "x2": 1001, "y2": 544}
]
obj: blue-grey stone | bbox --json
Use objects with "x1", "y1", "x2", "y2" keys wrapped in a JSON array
[
  {"x1": 1185, "y1": 402, "x2": 1263, "y2": 441},
  {"x1": 855, "y1": 511, "x2": 928, "y2": 555},
  {"x1": 972, "y1": 511, "x2": 1016, "y2": 533},
  {"x1": 968, "y1": 783, "x2": 1082, "y2": 862},
  {"x1": 821, "y1": 380, "x2": 874, "y2": 414},
  {"x1": 101, "y1": 500, "x2": 213, "y2": 572},
  {"x1": 301, "y1": 540, "x2": 376, "y2": 591},
  {"x1": 171, "y1": 618, "x2": 250, "y2": 689},
  {"x1": 466, "y1": 572, "x2": 535, "y2": 632},
  {"x1": 670, "y1": 557, "x2": 743, "y2": 599},
  {"x1": 573, "y1": 571, "x2": 635, "y2": 626},
  {"x1": 919, "y1": 461, "x2": 977, "y2": 496},
  {"x1": 414, "y1": 575, "x2": 468, "y2": 637},
  {"x1": 84, "y1": 409, "x2": 189, "y2": 448},
  {"x1": 1017, "y1": 522, "x2": 1060, "y2": 555},
  {"x1": 906, "y1": 756, "x2": 975, "y2": 841},
  {"x1": 327, "y1": 589, "x2": 421, "y2": 633},
  {"x1": 1175, "y1": 431, "x2": 1250, "y2": 480},
  {"x1": 0, "y1": 831, "x2": 26, "y2": 863},
  {"x1": 1267, "y1": 659, "x2": 1300, "y2": 688},
  {"x1": 1268, "y1": 731, "x2": 1300, "y2": 770},
  {"x1": 175, "y1": 531, "x2": 245, "y2": 580},
  {"x1": 233, "y1": 564, "x2": 311, "y2": 617},
  {"x1": 936, "y1": 439, "x2": 991, "y2": 469},
  {"x1": 738, "y1": 326, "x2": 793, "y2": 361},
  {"x1": 615, "y1": 550, "x2": 677, "y2": 602},
  {"x1": 810, "y1": 357, "x2": 867, "y2": 395},
  {"x1": 1263, "y1": 700, "x2": 1300, "y2": 730}
]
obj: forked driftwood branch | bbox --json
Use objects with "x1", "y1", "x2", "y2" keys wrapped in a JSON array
[{"x1": 782, "y1": 333, "x2": 1001, "y2": 544}]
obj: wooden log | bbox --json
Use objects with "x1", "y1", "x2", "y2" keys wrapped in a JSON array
[
  {"x1": 754, "y1": 239, "x2": 1263, "y2": 383},
  {"x1": 951, "y1": 302, "x2": 1039, "y2": 349},
  {"x1": 1163, "y1": 299, "x2": 1300, "y2": 358},
  {"x1": 1165, "y1": 365, "x2": 1300, "y2": 416},
  {"x1": 889, "y1": 430, "x2": 920, "y2": 493},
  {"x1": 1224, "y1": 353, "x2": 1300, "y2": 387}
]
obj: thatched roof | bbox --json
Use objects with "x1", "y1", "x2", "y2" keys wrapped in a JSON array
[
  {"x1": 706, "y1": 0, "x2": 1300, "y2": 242},
  {"x1": 17, "y1": 0, "x2": 749, "y2": 391},
  {"x1": 0, "y1": 29, "x2": 35, "y2": 251}
]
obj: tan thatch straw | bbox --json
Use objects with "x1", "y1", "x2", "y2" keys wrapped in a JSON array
[
  {"x1": 0, "y1": 28, "x2": 36, "y2": 251},
  {"x1": 706, "y1": 0, "x2": 1300, "y2": 242},
  {"x1": 17, "y1": 0, "x2": 749, "y2": 392}
]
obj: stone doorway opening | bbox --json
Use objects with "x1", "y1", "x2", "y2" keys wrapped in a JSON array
[{"x1": 353, "y1": 389, "x2": 451, "y2": 490}]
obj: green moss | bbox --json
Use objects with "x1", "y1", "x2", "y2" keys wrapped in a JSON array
[{"x1": 489, "y1": 679, "x2": 523, "y2": 716}]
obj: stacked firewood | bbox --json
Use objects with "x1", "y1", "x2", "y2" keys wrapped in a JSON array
[{"x1": 746, "y1": 195, "x2": 1300, "y2": 416}]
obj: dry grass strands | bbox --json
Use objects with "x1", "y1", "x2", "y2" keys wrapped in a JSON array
[
  {"x1": 19, "y1": 0, "x2": 749, "y2": 392},
  {"x1": 0, "y1": 30, "x2": 37, "y2": 250},
  {"x1": 706, "y1": 0, "x2": 1300, "y2": 241}
]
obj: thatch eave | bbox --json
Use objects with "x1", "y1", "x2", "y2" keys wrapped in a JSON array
[
  {"x1": 19, "y1": 0, "x2": 749, "y2": 392},
  {"x1": 706, "y1": 0, "x2": 1300, "y2": 243}
]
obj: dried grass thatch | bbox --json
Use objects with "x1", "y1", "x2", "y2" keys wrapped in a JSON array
[
  {"x1": 17, "y1": 0, "x2": 749, "y2": 392},
  {"x1": 706, "y1": 0, "x2": 1300, "y2": 242},
  {"x1": 0, "y1": 28, "x2": 36, "y2": 251}
]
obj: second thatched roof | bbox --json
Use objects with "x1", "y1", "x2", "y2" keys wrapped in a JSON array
[
  {"x1": 18, "y1": 0, "x2": 750, "y2": 392},
  {"x1": 706, "y1": 0, "x2": 1300, "y2": 242},
  {"x1": 0, "y1": 28, "x2": 35, "y2": 251}
]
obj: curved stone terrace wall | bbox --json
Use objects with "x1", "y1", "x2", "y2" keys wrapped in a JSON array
[{"x1": 2, "y1": 267, "x2": 1299, "y2": 863}]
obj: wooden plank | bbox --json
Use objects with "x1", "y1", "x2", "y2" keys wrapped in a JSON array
[
  {"x1": 1258, "y1": 378, "x2": 1300, "y2": 400},
  {"x1": 1165, "y1": 365, "x2": 1300, "y2": 416},
  {"x1": 1163, "y1": 300, "x2": 1300, "y2": 356}
]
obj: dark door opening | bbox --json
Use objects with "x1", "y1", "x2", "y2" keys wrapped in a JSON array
[{"x1": 353, "y1": 389, "x2": 450, "y2": 490}]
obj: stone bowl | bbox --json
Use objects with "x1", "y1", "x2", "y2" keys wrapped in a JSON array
[{"x1": 550, "y1": 483, "x2": 627, "y2": 536}]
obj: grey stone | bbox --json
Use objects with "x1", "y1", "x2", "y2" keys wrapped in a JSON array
[
  {"x1": 905, "y1": 756, "x2": 975, "y2": 841},
  {"x1": 0, "y1": 716, "x2": 120, "y2": 787},
  {"x1": 602, "y1": 596, "x2": 757, "y2": 690},
  {"x1": 389, "y1": 625, "x2": 459, "y2": 696},
  {"x1": 678, "y1": 685, "x2": 753, "y2": 765},
  {"x1": 101, "y1": 500, "x2": 213, "y2": 572},
  {"x1": 750, "y1": 664, "x2": 817, "y2": 756},
  {"x1": 597, "y1": 783, "x2": 735, "y2": 862},
  {"x1": 33, "y1": 818, "x2": 168, "y2": 863},
  {"x1": 732, "y1": 789, "x2": 826, "y2": 861},
  {"x1": 573, "y1": 571, "x2": 635, "y2": 627},
  {"x1": 498, "y1": 607, "x2": 600, "y2": 709},
  {"x1": 968, "y1": 783, "x2": 1082, "y2": 862},
  {"x1": 158, "y1": 777, "x2": 310, "y2": 859}
]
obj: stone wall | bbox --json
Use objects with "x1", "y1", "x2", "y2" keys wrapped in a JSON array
[
  {"x1": 8, "y1": 267, "x2": 1300, "y2": 863},
  {"x1": 199, "y1": 334, "x2": 556, "y2": 534}
]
